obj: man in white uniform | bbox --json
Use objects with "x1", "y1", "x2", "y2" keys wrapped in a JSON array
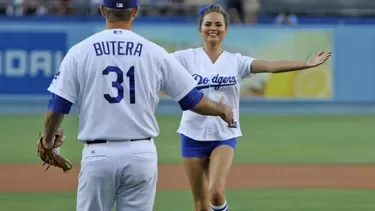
[{"x1": 38, "y1": 1, "x2": 234, "y2": 211}]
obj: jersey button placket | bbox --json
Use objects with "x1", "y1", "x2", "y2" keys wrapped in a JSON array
[{"x1": 205, "y1": 68, "x2": 213, "y2": 140}]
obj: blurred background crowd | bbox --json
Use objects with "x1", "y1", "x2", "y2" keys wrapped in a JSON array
[{"x1": 0, "y1": 0, "x2": 374, "y2": 25}]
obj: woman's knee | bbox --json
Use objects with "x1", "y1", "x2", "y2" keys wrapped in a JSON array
[{"x1": 209, "y1": 185, "x2": 226, "y2": 205}]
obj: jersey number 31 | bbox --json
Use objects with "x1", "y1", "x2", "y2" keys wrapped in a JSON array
[{"x1": 102, "y1": 66, "x2": 135, "y2": 104}]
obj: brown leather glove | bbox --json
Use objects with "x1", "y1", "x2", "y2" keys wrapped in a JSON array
[{"x1": 36, "y1": 128, "x2": 73, "y2": 173}]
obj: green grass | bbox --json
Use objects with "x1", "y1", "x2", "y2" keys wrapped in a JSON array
[
  {"x1": 0, "y1": 114, "x2": 374, "y2": 164},
  {"x1": 1, "y1": 189, "x2": 375, "y2": 211}
]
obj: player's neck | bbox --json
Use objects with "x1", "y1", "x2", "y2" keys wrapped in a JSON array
[{"x1": 105, "y1": 21, "x2": 132, "y2": 30}]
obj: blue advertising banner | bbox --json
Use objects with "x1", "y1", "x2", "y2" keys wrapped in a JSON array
[
  {"x1": 0, "y1": 21, "x2": 374, "y2": 103},
  {"x1": 0, "y1": 31, "x2": 66, "y2": 95}
]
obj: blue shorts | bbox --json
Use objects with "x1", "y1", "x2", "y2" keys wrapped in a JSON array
[{"x1": 180, "y1": 134, "x2": 237, "y2": 158}]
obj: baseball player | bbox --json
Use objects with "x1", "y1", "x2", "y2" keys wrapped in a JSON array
[
  {"x1": 37, "y1": 1, "x2": 235, "y2": 211},
  {"x1": 171, "y1": 4, "x2": 331, "y2": 211}
]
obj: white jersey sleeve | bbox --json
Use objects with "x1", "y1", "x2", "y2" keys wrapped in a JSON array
[
  {"x1": 236, "y1": 53, "x2": 256, "y2": 79},
  {"x1": 170, "y1": 49, "x2": 193, "y2": 74},
  {"x1": 47, "y1": 47, "x2": 79, "y2": 103},
  {"x1": 161, "y1": 52, "x2": 197, "y2": 102}
]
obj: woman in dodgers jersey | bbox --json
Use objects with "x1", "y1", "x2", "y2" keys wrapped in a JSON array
[{"x1": 171, "y1": 4, "x2": 331, "y2": 211}]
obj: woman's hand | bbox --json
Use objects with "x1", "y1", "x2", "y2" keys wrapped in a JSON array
[{"x1": 306, "y1": 51, "x2": 332, "y2": 67}]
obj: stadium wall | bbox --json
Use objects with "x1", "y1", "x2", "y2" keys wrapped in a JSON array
[{"x1": 0, "y1": 17, "x2": 374, "y2": 114}]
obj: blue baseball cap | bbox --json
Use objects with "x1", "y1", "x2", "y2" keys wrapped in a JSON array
[{"x1": 102, "y1": 0, "x2": 139, "y2": 9}]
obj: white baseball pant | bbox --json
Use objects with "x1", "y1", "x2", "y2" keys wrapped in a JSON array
[{"x1": 76, "y1": 139, "x2": 158, "y2": 211}]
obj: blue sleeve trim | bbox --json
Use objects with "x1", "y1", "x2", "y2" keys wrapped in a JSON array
[
  {"x1": 178, "y1": 88, "x2": 203, "y2": 111},
  {"x1": 47, "y1": 94, "x2": 73, "y2": 114}
]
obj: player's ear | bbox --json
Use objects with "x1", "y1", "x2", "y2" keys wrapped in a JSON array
[
  {"x1": 131, "y1": 7, "x2": 139, "y2": 18},
  {"x1": 99, "y1": 5, "x2": 106, "y2": 17}
]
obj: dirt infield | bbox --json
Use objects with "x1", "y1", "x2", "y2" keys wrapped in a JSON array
[
  {"x1": 0, "y1": 165, "x2": 375, "y2": 192},
  {"x1": 1, "y1": 164, "x2": 375, "y2": 192}
]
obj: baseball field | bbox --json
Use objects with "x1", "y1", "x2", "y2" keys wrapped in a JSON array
[{"x1": 1, "y1": 114, "x2": 375, "y2": 211}]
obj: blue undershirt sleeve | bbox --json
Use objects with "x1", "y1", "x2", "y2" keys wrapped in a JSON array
[
  {"x1": 47, "y1": 94, "x2": 73, "y2": 114},
  {"x1": 178, "y1": 88, "x2": 203, "y2": 111}
]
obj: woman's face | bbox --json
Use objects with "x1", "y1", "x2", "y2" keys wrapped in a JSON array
[{"x1": 200, "y1": 12, "x2": 228, "y2": 45}]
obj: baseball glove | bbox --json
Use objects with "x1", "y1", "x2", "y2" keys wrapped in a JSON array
[{"x1": 36, "y1": 128, "x2": 73, "y2": 173}]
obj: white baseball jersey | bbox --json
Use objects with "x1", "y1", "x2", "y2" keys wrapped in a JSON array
[
  {"x1": 48, "y1": 29, "x2": 197, "y2": 142},
  {"x1": 172, "y1": 47, "x2": 256, "y2": 141}
]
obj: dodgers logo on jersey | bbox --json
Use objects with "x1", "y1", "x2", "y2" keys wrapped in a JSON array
[{"x1": 193, "y1": 74, "x2": 237, "y2": 90}]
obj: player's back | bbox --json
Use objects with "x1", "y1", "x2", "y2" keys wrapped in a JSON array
[{"x1": 74, "y1": 29, "x2": 164, "y2": 141}]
